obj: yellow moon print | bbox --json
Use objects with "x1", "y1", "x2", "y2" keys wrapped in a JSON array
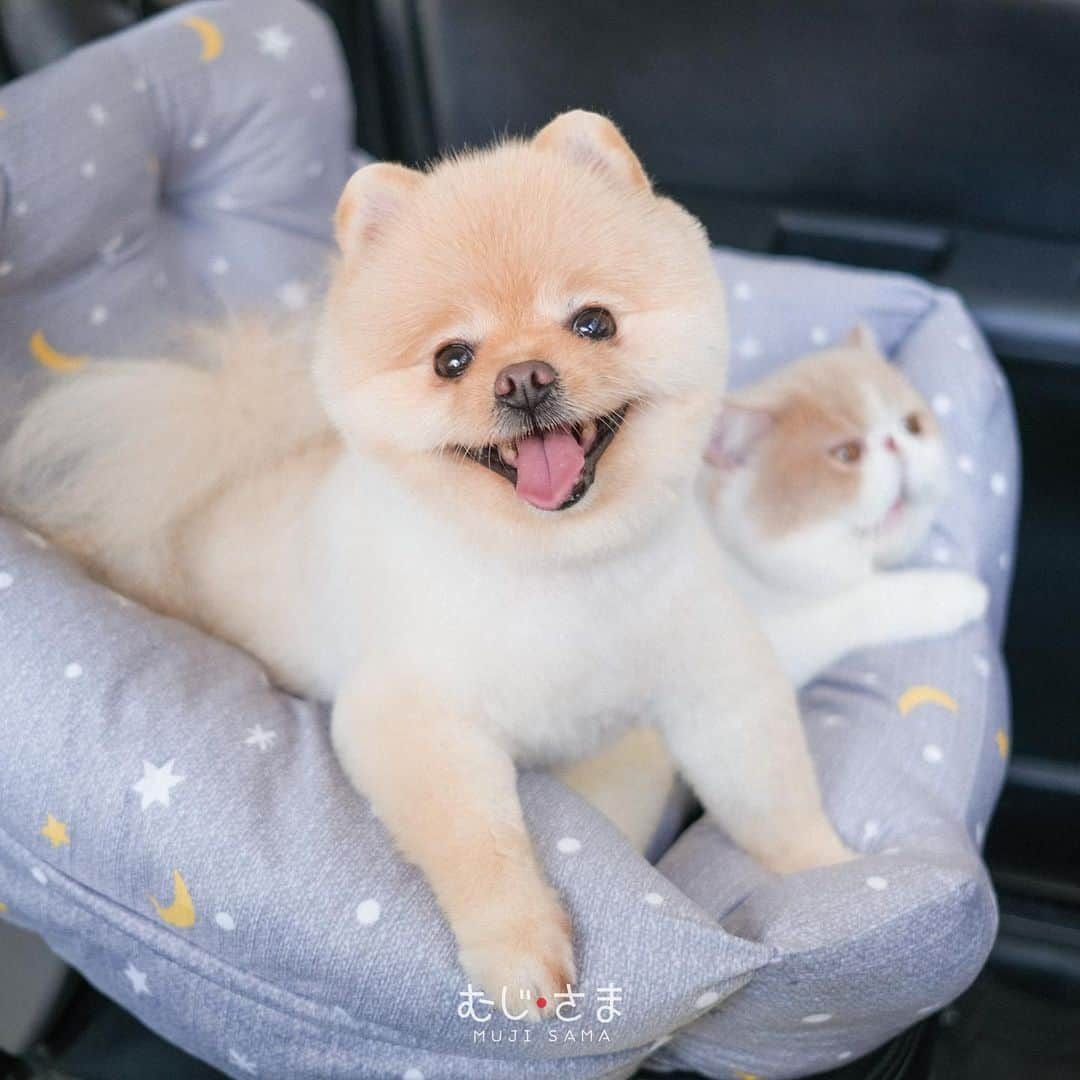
[
  {"x1": 182, "y1": 15, "x2": 224, "y2": 62},
  {"x1": 150, "y1": 869, "x2": 196, "y2": 928},
  {"x1": 29, "y1": 330, "x2": 87, "y2": 374},
  {"x1": 897, "y1": 684, "x2": 959, "y2": 717}
]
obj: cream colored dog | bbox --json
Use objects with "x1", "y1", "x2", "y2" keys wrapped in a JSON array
[{"x1": 1, "y1": 111, "x2": 852, "y2": 1016}]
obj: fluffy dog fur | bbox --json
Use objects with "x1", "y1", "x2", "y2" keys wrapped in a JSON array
[{"x1": 1, "y1": 112, "x2": 852, "y2": 1015}]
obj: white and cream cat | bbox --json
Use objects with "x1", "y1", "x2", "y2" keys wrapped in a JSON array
[
  {"x1": 702, "y1": 323, "x2": 989, "y2": 685},
  {"x1": 565, "y1": 326, "x2": 988, "y2": 850}
]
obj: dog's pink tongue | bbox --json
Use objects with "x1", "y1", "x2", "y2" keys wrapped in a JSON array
[{"x1": 514, "y1": 429, "x2": 585, "y2": 510}]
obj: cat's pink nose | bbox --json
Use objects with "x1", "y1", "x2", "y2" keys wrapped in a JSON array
[{"x1": 884, "y1": 435, "x2": 899, "y2": 453}]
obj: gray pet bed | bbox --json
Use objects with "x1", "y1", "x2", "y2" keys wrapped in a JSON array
[{"x1": 0, "y1": 2, "x2": 1019, "y2": 1078}]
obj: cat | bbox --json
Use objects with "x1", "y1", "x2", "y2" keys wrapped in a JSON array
[
  {"x1": 701, "y1": 322, "x2": 988, "y2": 684},
  {"x1": 562, "y1": 324, "x2": 988, "y2": 852}
]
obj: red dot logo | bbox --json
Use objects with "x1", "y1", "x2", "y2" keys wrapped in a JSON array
[{"x1": 536, "y1": 997, "x2": 547, "y2": 1009}]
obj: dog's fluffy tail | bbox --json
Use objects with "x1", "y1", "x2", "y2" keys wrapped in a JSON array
[{"x1": 0, "y1": 317, "x2": 334, "y2": 606}]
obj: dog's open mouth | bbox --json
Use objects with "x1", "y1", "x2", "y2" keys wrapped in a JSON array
[{"x1": 462, "y1": 405, "x2": 630, "y2": 511}]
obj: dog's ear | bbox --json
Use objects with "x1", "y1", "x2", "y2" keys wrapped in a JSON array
[
  {"x1": 533, "y1": 110, "x2": 650, "y2": 192},
  {"x1": 334, "y1": 162, "x2": 423, "y2": 258}
]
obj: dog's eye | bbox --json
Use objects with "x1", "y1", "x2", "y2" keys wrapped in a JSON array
[
  {"x1": 830, "y1": 439, "x2": 863, "y2": 465},
  {"x1": 433, "y1": 343, "x2": 474, "y2": 379},
  {"x1": 904, "y1": 412, "x2": 923, "y2": 436},
  {"x1": 570, "y1": 306, "x2": 616, "y2": 341}
]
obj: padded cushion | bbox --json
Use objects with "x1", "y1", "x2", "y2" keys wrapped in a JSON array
[{"x1": 0, "y1": 3, "x2": 1019, "y2": 1078}]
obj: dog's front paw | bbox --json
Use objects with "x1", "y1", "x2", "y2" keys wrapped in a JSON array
[
  {"x1": 926, "y1": 571, "x2": 990, "y2": 635},
  {"x1": 457, "y1": 890, "x2": 576, "y2": 1022}
]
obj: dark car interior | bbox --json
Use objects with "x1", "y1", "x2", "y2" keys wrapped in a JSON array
[{"x1": 1, "y1": 2, "x2": 1077, "y2": 1078}]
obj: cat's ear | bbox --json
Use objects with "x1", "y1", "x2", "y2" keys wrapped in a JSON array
[
  {"x1": 705, "y1": 401, "x2": 774, "y2": 469},
  {"x1": 334, "y1": 162, "x2": 423, "y2": 259},
  {"x1": 533, "y1": 110, "x2": 651, "y2": 192},
  {"x1": 843, "y1": 321, "x2": 881, "y2": 353}
]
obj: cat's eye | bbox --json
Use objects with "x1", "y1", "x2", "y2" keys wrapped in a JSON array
[
  {"x1": 433, "y1": 342, "x2": 474, "y2": 379},
  {"x1": 904, "y1": 412, "x2": 923, "y2": 436},
  {"x1": 570, "y1": 306, "x2": 616, "y2": 341},
  {"x1": 830, "y1": 439, "x2": 863, "y2": 465}
]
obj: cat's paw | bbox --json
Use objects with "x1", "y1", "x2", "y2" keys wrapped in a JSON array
[
  {"x1": 923, "y1": 571, "x2": 990, "y2": 635},
  {"x1": 457, "y1": 890, "x2": 576, "y2": 1021}
]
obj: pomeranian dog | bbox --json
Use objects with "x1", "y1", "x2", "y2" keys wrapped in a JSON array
[{"x1": 1, "y1": 111, "x2": 852, "y2": 1014}]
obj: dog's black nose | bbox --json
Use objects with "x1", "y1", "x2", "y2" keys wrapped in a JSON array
[{"x1": 494, "y1": 360, "x2": 557, "y2": 411}]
